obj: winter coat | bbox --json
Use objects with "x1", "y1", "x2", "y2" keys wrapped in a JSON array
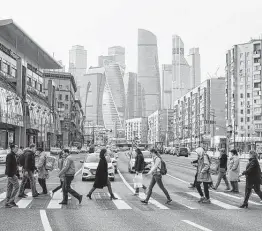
[
  {"x1": 5, "y1": 151, "x2": 19, "y2": 177},
  {"x1": 24, "y1": 150, "x2": 37, "y2": 172},
  {"x1": 134, "y1": 153, "x2": 144, "y2": 172},
  {"x1": 219, "y1": 154, "x2": 228, "y2": 171},
  {"x1": 196, "y1": 154, "x2": 212, "y2": 183},
  {"x1": 37, "y1": 152, "x2": 49, "y2": 179},
  {"x1": 243, "y1": 157, "x2": 261, "y2": 188},
  {"x1": 59, "y1": 155, "x2": 75, "y2": 177},
  {"x1": 228, "y1": 156, "x2": 240, "y2": 181},
  {"x1": 93, "y1": 157, "x2": 108, "y2": 189}
]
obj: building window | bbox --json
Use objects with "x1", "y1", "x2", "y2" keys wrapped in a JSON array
[
  {"x1": 27, "y1": 77, "x2": 32, "y2": 86},
  {"x1": 248, "y1": 126, "x2": 250, "y2": 129},
  {"x1": 241, "y1": 109, "x2": 243, "y2": 114},
  {"x1": 65, "y1": 104, "x2": 68, "y2": 110},
  {"x1": 34, "y1": 80, "x2": 37, "y2": 89},
  {"x1": 248, "y1": 134, "x2": 250, "y2": 137},
  {"x1": 240, "y1": 101, "x2": 243, "y2": 106},
  {"x1": 59, "y1": 94, "x2": 62, "y2": 100},
  {"x1": 241, "y1": 118, "x2": 244, "y2": 122},
  {"x1": 247, "y1": 93, "x2": 250, "y2": 98},
  {"x1": 247, "y1": 109, "x2": 250, "y2": 114},
  {"x1": 40, "y1": 84, "x2": 43, "y2": 92},
  {"x1": 240, "y1": 93, "x2": 243, "y2": 98},
  {"x1": 65, "y1": 95, "x2": 69, "y2": 101},
  {"x1": 247, "y1": 117, "x2": 250, "y2": 122},
  {"x1": 66, "y1": 85, "x2": 69, "y2": 90}
]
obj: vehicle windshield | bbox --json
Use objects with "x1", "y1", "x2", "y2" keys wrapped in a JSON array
[
  {"x1": 132, "y1": 151, "x2": 152, "y2": 159},
  {"x1": 85, "y1": 154, "x2": 111, "y2": 163}
]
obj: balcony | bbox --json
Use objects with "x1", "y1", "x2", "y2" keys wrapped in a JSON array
[{"x1": 253, "y1": 51, "x2": 261, "y2": 58}]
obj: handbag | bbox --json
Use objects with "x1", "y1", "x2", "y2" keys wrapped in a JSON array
[{"x1": 133, "y1": 173, "x2": 143, "y2": 188}]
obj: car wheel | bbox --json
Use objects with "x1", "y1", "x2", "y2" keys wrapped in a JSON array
[{"x1": 82, "y1": 178, "x2": 85, "y2": 181}]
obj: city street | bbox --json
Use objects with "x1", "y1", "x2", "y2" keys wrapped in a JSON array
[{"x1": 0, "y1": 152, "x2": 261, "y2": 231}]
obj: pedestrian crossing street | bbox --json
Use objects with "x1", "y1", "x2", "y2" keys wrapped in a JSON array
[{"x1": 0, "y1": 188, "x2": 261, "y2": 211}]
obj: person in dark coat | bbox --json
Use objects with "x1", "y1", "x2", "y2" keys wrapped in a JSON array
[
  {"x1": 86, "y1": 149, "x2": 117, "y2": 200},
  {"x1": 134, "y1": 148, "x2": 147, "y2": 195},
  {"x1": 240, "y1": 150, "x2": 262, "y2": 208}
]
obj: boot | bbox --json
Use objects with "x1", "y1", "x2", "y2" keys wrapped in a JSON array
[
  {"x1": 233, "y1": 181, "x2": 239, "y2": 193},
  {"x1": 229, "y1": 181, "x2": 235, "y2": 192}
]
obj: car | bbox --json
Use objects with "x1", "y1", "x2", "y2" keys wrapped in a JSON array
[
  {"x1": 70, "y1": 147, "x2": 79, "y2": 154},
  {"x1": 0, "y1": 149, "x2": 10, "y2": 163},
  {"x1": 80, "y1": 147, "x2": 88, "y2": 153},
  {"x1": 108, "y1": 151, "x2": 118, "y2": 173},
  {"x1": 175, "y1": 147, "x2": 189, "y2": 157},
  {"x1": 81, "y1": 153, "x2": 115, "y2": 181},
  {"x1": 50, "y1": 147, "x2": 62, "y2": 155},
  {"x1": 128, "y1": 150, "x2": 153, "y2": 173}
]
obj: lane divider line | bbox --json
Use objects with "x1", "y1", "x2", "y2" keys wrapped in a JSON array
[
  {"x1": 166, "y1": 174, "x2": 189, "y2": 184},
  {"x1": 117, "y1": 169, "x2": 169, "y2": 210},
  {"x1": 182, "y1": 220, "x2": 212, "y2": 231},
  {"x1": 187, "y1": 192, "x2": 239, "y2": 209},
  {"x1": 40, "y1": 210, "x2": 52, "y2": 231}
]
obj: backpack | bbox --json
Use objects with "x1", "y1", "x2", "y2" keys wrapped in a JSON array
[
  {"x1": 45, "y1": 155, "x2": 56, "y2": 171},
  {"x1": 17, "y1": 152, "x2": 26, "y2": 167},
  {"x1": 156, "y1": 157, "x2": 167, "y2": 175}
]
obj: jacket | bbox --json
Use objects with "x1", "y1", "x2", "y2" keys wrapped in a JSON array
[
  {"x1": 243, "y1": 157, "x2": 261, "y2": 187},
  {"x1": 57, "y1": 158, "x2": 65, "y2": 180},
  {"x1": 24, "y1": 150, "x2": 37, "y2": 172},
  {"x1": 37, "y1": 152, "x2": 49, "y2": 179},
  {"x1": 148, "y1": 156, "x2": 161, "y2": 175},
  {"x1": 228, "y1": 155, "x2": 240, "y2": 181},
  {"x1": 134, "y1": 153, "x2": 144, "y2": 172},
  {"x1": 196, "y1": 154, "x2": 212, "y2": 182},
  {"x1": 219, "y1": 154, "x2": 228, "y2": 171},
  {"x1": 5, "y1": 151, "x2": 19, "y2": 177},
  {"x1": 93, "y1": 157, "x2": 108, "y2": 189},
  {"x1": 59, "y1": 155, "x2": 75, "y2": 177}
]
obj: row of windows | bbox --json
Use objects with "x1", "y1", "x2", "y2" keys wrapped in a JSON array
[
  {"x1": 27, "y1": 77, "x2": 43, "y2": 92},
  {"x1": 0, "y1": 59, "x2": 16, "y2": 78},
  {"x1": 57, "y1": 102, "x2": 69, "y2": 110},
  {"x1": 58, "y1": 94, "x2": 69, "y2": 101}
]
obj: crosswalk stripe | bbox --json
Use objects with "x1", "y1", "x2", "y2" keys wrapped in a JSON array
[
  {"x1": 214, "y1": 192, "x2": 262, "y2": 206},
  {"x1": 107, "y1": 193, "x2": 132, "y2": 210},
  {"x1": 47, "y1": 189, "x2": 62, "y2": 209},
  {"x1": 170, "y1": 193, "x2": 199, "y2": 209},
  {"x1": 16, "y1": 192, "x2": 32, "y2": 208},
  {"x1": 0, "y1": 192, "x2": 6, "y2": 200},
  {"x1": 139, "y1": 192, "x2": 169, "y2": 210},
  {"x1": 187, "y1": 192, "x2": 239, "y2": 209}
]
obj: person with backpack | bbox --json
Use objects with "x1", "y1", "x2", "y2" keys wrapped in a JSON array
[
  {"x1": 134, "y1": 148, "x2": 147, "y2": 195},
  {"x1": 195, "y1": 147, "x2": 212, "y2": 203},
  {"x1": 141, "y1": 149, "x2": 172, "y2": 205},
  {"x1": 36, "y1": 147, "x2": 49, "y2": 195}
]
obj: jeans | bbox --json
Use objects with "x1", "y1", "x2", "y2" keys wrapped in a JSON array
[
  {"x1": 244, "y1": 183, "x2": 262, "y2": 204},
  {"x1": 62, "y1": 176, "x2": 80, "y2": 202},
  {"x1": 6, "y1": 175, "x2": 19, "y2": 204},
  {"x1": 230, "y1": 181, "x2": 239, "y2": 192},
  {"x1": 196, "y1": 182, "x2": 210, "y2": 199},
  {"x1": 145, "y1": 174, "x2": 171, "y2": 202},
  {"x1": 38, "y1": 178, "x2": 47, "y2": 194},
  {"x1": 215, "y1": 170, "x2": 230, "y2": 189},
  {"x1": 19, "y1": 170, "x2": 38, "y2": 196},
  {"x1": 53, "y1": 179, "x2": 63, "y2": 193}
]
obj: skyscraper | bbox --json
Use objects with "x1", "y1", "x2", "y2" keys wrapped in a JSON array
[
  {"x1": 162, "y1": 64, "x2": 173, "y2": 109},
  {"x1": 172, "y1": 35, "x2": 190, "y2": 102},
  {"x1": 188, "y1": 48, "x2": 201, "y2": 89},
  {"x1": 137, "y1": 29, "x2": 161, "y2": 117},
  {"x1": 108, "y1": 46, "x2": 125, "y2": 68}
]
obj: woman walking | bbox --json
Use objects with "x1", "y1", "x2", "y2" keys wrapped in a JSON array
[
  {"x1": 240, "y1": 150, "x2": 262, "y2": 208},
  {"x1": 37, "y1": 148, "x2": 49, "y2": 195},
  {"x1": 86, "y1": 149, "x2": 117, "y2": 200},
  {"x1": 134, "y1": 148, "x2": 147, "y2": 195},
  {"x1": 195, "y1": 147, "x2": 212, "y2": 204},
  {"x1": 50, "y1": 152, "x2": 65, "y2": 197},
  {"x1": 228, "y1": 149, "x2": 240, "y2": 193}
]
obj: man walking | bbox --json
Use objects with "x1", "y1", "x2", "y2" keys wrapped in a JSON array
[
  {"x1": 141, "y1": 149, "x2": 172, "y2": 205},
  {"x1": 18, "y1": 144, "x2": 39, "y2": 198},
  {"x1": 5, "y1": 144, "x2": 19, "y2": 208},
  {"x1": 58, "y1": 149, "x2": 82, "y2": 205}
]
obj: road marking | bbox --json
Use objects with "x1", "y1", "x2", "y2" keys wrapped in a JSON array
[
  {"x1": 40, "y1": 210, "x2": 52, "y2": 231},
  {"x1": 169, "y1": 193, "x2": 198, "y2": 209},
  {"x1": 16, "y1": 192, "x2": 32, "y2": 208},
  {"x1": 75, "y1": 167, "x2": 82, "y2": 177},
  {"x1": 187, "y1": 192, "x2": 239, "y2": 209},
  {"x1": 182, "y1": 220, "x2": 212, "y2": 231},
  {"x1": 107, "y1": 193, "x2": 132, "y2": 210},
  {"x1": 0, "y1": 192, "x2": 6, "y2": 199},
  {"x1": 117, "y1": 169, "x2": 169, "y2": 210},
  {"x1": 47, "y1": 189, "x2": 63, "y2": 209},
  {"x1": 214, "y1": 192, "x2": 262, "y2": 205},
  {"x1": 166, "y1": 174, "x2": 189, "y2": 184}
]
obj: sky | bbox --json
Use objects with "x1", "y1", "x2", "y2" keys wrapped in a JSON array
[{"x1": 2, "y1": 0, "x2": 262, "y2": 81}]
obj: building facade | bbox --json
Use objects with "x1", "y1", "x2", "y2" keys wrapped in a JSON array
[
  {"x1": 226, "y1": 39, "x2": 262, "y2": 151},
  {"x1": 137, "y1": 29, "x2": 161, "y2": 117},
  {"x1": 173, "y1": 78, "x2": 226, "y2": 149},
  {"x1": 188, "y1": 48, "x2": 201, "y2": 89},
  {"x1": 162, "y1": 64, "x2": 173, "y2": 109},
  {"x1": 125, "y1": 117, "x2": 148, "y2": 144},
  {"x1": 0, "y1": 19, "x2": 61, "y2": 149}
]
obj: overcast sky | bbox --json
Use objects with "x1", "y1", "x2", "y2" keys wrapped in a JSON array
[{"x1": 2, "y1": 0, "x2": 262, "y2": 81}]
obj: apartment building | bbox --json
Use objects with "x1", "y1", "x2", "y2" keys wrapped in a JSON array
[{"x1": 125, "y1": 117, "x2": 148, "y2": 144}]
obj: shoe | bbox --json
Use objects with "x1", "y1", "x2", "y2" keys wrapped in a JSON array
[
  {"x1": 59, "y1": 201, "x2": 68, "y2": 205},
  {"x1": 86, "y1": 194, "x2": 92, "y2": 200},
  {"x1": 110, "y1": 195, "x2": 118, "y2": 200},
  {"x1": 202, "y1": 198, "x2": 211, "y2": 204},
  {"x1": 233, "y1": 191, "x2": 239, "y2": 194},
  {"x1": 5, "y1": 203, "x2": 12, "y2": 208},
  {"x1": 18, "y1": 195, "x2": 27, "y2": 198},
  {"x1": 22, "y1": 193, "x2": 28, "y2": 197},
  {"x1": 33, "y1": 194, "x2": 39, "y2": 198},
  {"x1": 165, "y1": 199, "x2": 172, "y2": 204},
  {"x1": 141, "y1": 200, "x2": 148, "y2": 204},
  {"x1": 225, "y1": 188, "x2": 231, "y2": 191},
  {"x1": 198, "y1": 197, "x2": 205, "y2": 203},
  {"x1": 239, "y1": 203, "x2": 248, "y2": 208},
  {"x1": 10, "y1": 201, "x2": 18, "y2": 207},
  {"x1": 78, "y1": 195, "x2": 83, "y2": 204},
  {"x1": 211, "y1": 186, "x2": 216, "y2": 190},
  {"x1": 50, "y1": 191, "x2": 53, "y2": 198},
  {"x1": 188, "y1": 185, "x2": 195, "y2": 189}
]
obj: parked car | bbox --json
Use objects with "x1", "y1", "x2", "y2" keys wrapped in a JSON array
[
  {"x1": 108, "y1": 151, "x2": 118, "y2": 173},
  {"x1": 170, "y1": 147, "x2": 177, "y2": 155},
  {"x1": 128, "y1": 150, "x2": 153, "y2": 173},
  {"x1": 70, "y1": 146, "x2": 79, "y2": 154},
  {"x1": 0, "y1": 148, "x2": 10, "y2": 163},
  {"x1": 50, "y1": 147, "x2": 62, "y2": 155},
  {"x1": 175, "y1": 147, "x2": 189, "y2": 157},
  {"x1": 80, "y1": 153, "x2": 115, "y2": 181},
  {"x1": 80, "y1": 147, "x2": 88, "y2": 153}
]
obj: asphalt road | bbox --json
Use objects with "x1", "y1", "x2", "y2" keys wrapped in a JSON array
[{"x1": 0, "y1": 152, "x2": 261, "y2": 231}]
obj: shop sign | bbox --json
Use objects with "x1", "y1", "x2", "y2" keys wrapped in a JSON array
[
  {"x1": 0, "y1": 42, "x2": 19, "y2": 60},
  {"x1": 27, "y1": 63, "x2": 43, "y2": 77}
]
